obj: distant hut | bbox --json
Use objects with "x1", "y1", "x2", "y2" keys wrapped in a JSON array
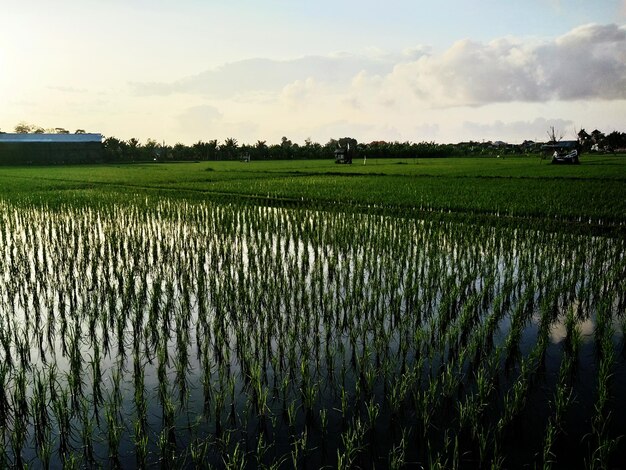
[
  {"x1": 540, "y1": 140, "x2": 581, "y2": 164},
  {"x1": 334, "y1": 137, "x2": 357, "y2": 164}
]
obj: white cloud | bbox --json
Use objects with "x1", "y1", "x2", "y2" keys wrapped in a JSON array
[{"x1": 384, "y1": 23, "x2": 626, "y2": 106}]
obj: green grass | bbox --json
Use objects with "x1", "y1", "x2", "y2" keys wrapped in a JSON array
[{"x1": 1, "y1": 155, "x2": 624, "y2": 233}]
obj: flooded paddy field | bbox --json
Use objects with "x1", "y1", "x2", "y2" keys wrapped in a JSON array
[{"x1": 0, "y1": 198, "x2": 624, "y2": 468}]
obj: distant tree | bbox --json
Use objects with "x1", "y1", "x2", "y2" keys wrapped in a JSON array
[
  {"x1": 280, "y1": 136, "x2": 294, "y2": 158},
  {"x1": 220, "y1": 138, "x2": 239, "y2": 160},
  {"x1": 207, "y1": 139, "x2": 219, "y2": 160},
  {"x1": 254, "y1": 140, "x2": 269, "y2": 160},
  {"x1": 103, "y1": 136, "x2": 127, "y2": 162},
  {"x1": 546, "y1": 126, "x2": 564, "y2": 144},
  {"x1": 192, "y1": 140, "x2": 219, "y2": 161},
  {"x1": 301, "y1": 137, "x2": 321, "y2": 159},
  {"x1": 172, "y1": 142, "x2": 195, "y2": 160},
  {"x1": 14, "y1": 123, "x2": 29, "y2": 133},
  {"x1": 126, "y1": 138, "x2": 142, "y2": 161},
  {"x1": 144, "y1": 139, "x2": 160, "y2": 160},
  {"x1": 13, "y1": 122, "x2": 89, "y2": 135},
  {"x1": 14, "y1": 122, "x2": 41, "y2": 133},
  {"x1": 605, "y1": 131, "x2": 626, "y2": 151}
]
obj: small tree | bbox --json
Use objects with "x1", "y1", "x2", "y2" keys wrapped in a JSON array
[
  {"x1": 14, "y1": 122, "x2": 33, "y2": 133},
  {"x1": 546, "y1": 126, "x2": 564, "y2": 144}
]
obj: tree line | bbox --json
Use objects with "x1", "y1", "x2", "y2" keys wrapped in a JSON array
[
  {"x1": 101, "y1": 136, "x2": 458, "y2": 162},
  {"x1": 576, "y1": 128, "x2": 626, "y2": 153},
  {"x1": 3, "y1": 121, "x2": 625, "y2": 162},
  {"x1": 102, "y1": 132, "x2": 626, "y2": 162},
  {"x1": 9, "y1": 122, "x2": 86, "y2": 135}
]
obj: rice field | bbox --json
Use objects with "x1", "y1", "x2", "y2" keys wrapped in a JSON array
[{"x1": 0, "y1": 196, "x2": 624, "y2": 468}]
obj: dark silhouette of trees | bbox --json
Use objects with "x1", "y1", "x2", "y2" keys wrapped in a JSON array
[
  {"x1": 220, "y1": 138, "x2": 239, "y2": 160},
  {"x1": 14, "y1": 122, "x2": 44, "y2": 134},
  {"x1": 604, "y1": 131, "x2": 626, "y2": 151},
  {"x1": 95, "y1": 127, "x2": 626, "y2": 163},
  {"x1": 192, "y1": 140, "x2": 219, "y2": 161},
  {"x1": 254, "y1": 140, "x2": 269, "y2": 160}
]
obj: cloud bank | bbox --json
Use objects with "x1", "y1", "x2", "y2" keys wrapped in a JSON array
[
  {"x1": 134, "y1": 23, "x2": 626, "y2": 107},
  {"x1": 131, "y1": 53, "x2": 411, "y2": 98}
]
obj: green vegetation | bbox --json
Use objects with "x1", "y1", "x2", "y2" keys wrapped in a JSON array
[
  {"x1": 0, "y1": 156, "x2": 624, "y2": 233},
  {"x1": 0, "y1": 156, "x2": 624, "y2": 467}
]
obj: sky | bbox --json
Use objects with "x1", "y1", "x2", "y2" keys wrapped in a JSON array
[{"x1": 1, "y1": 0, "x2": 625, "y2": 145}]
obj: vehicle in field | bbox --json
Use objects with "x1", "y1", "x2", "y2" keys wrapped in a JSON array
[
  {"x1": 334, "y1": 137, "x2": 357, "y2": 164},
  {"x1": 542, "y1": 140, "x2": 581, "y2": 164}
]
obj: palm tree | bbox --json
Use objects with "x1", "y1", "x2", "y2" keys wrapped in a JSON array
[
  {"x1": 220, "y1": 138, "x2": 239, "y2": 160},
  {"x1": 255, "y1": 140, "x2": 268, "y2": 160}
]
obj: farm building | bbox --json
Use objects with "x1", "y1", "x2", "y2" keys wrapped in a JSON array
[{"x1": 0, "y1": 133, "x2": 103, "y2": 165}]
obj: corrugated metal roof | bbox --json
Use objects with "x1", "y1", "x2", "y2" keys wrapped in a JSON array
[{"x1": 0, "y1": 133, "x2": 102, "y2": 143}]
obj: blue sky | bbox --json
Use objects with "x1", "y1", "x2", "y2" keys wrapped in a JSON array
[{"x1": 1, "y1": 0, "x2": 625, "y2": 144}]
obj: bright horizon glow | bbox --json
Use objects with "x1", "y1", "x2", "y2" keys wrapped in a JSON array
[{"x1": 1, "y1": 1, "x2": 626, "y2": 145}]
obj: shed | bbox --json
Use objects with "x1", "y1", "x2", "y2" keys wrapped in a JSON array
[
  {"x1": 0, "y1": 133, "x2": 103, "y2": 165},
  {"x1": 541, "y1": 140, "x2": 580, "y2": 164}
]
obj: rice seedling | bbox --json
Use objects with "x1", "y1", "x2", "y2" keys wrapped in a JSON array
[
  {"x1": 79, "y1": 397, "x2": 96, "y2": 467},
  {"x1": 388, "y1": 427, "x2": 408, "y2": 469},
  {"x1": 585, "y1": 299, "x2": 621, "y2": 469}
]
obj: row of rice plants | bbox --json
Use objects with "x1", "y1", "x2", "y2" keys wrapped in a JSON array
[{"x1": 0, "y1": 197, "x2": 624, "y2": 468}]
